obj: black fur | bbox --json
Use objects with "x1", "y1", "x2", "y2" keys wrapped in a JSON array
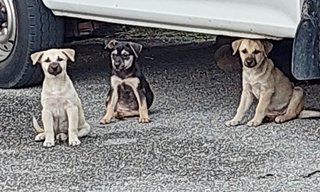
[{"x1": 105, "y1": 40, "x2": 154, "y2": 112}]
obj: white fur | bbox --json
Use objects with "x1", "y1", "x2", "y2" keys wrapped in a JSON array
[{"x1": 30, "y1": 49, "x2": 90, "y2": 147}]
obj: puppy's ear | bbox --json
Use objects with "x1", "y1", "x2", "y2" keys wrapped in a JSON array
[
  {"x1": 128, "y1": 42, "x2": 143, "y2": 58},
  {"x1": 231, "y1": 39, "x2": 243, "y2": 55},
  {"x1": 30, "y1": 51, "x2": 44, "y2": 65},
  {"x1": 105, "y1": 39, "x2": 118, "y2": 49},
  {"x1": 262, "y1": 41, "x2": 273, "y2": 56},
  {"x1": 61, "y1": 48, "x2": 75, "y2": 62}
]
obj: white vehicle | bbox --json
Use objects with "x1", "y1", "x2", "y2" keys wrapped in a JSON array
[{"x1": 0, "y1": 0, "x2": 317, "y2": 88}]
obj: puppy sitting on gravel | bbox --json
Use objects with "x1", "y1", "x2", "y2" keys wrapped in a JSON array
[
  {"x1": 31, "y1": 48, "x2": 90, "y2": 147},
  {"x1": 226, "y1": 39, "x2": 320, "y2": 127},
  {"x1": 100, "y1": 39, "x2": 154, "y2": 124}
]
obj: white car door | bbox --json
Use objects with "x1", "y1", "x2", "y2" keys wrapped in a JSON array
[{"x1": 43, "y1": 0, "x2": 302, "y2": 39}]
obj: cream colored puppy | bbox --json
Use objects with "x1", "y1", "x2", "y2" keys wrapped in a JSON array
[
  {"x1": 31, "y1": 48, "x2": 90, "y2": 147},
  {"x1": 226, "y1": 39, "x2": 320, "y2": 127}
]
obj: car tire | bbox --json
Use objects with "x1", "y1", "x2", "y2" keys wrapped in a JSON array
[{"x1": 0, "y1": 0, "x2": 64, "y2": 88}]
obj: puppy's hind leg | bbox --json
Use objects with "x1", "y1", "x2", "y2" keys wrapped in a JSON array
[
  {"x1": 33, "y1": 117, "x2": 46, "y2": 141},
  {"x1": 77, "y1": 107, "x2": 91, "y2": 138},
  {"x1": 35, "y1": 133, "x2": 46, "y2": 141},
  {"x1": 115, "y1": 110, "x2": 139, "y2": 119},
  {"x1": 77, "y1": 122, "x2": 91, "y2": 138},
  {"x1": 140, "y1": 77, "x2": 154, "y2": 109},
  {"x1": 275, "y1": 86, "x2": 304, "y2": 123}
]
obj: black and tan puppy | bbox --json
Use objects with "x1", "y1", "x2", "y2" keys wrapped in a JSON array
[
  {"x1": 100, "y1": 39, "x2": 154, "y2": 124},
  {"x1": 226, "y1": 39, "x2": 320, "y2": 127}
]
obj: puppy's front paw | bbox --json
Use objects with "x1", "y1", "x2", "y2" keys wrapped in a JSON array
[
  {"x1": 100, "y1": 117, "x2": 112, "y2": 124},
  {"x1": 139, "y1": 117, "x2": 150, "y2": 123},
  {"x1": 225, "y1": 120, "x2": 241, "y2": 126},
  {"x1": 275, "y1": 116, "x2": 287, "y2": 124},
  {"x1": 43, "y1": 140, "x2": 55, "y2": 148},
  {"x1": 246, "y1": 119, "x2": 261, "y2": 127},
  {"x1": 35, "y1": 133, "x2": 45, "y2": 141},
  {"x1": 69, "y1": 138, "x2": 81, "y2": 146}
]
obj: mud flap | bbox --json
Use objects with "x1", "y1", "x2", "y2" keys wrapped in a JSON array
[{"x1": 292, "y1": 0, "x2": 320, "y2": 80}]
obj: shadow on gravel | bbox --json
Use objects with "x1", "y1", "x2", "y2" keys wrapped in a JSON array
[{"x1": 67, "y1": 42, "x2": 217, "y2": 83}]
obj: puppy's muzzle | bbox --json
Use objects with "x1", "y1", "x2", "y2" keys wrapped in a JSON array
[
  {"x1": 113, "y1": 61, "x2": 124, "y2": 70},
  {"x1": 244, "y1": 57, "x2": 257, "y2": 68},
  {"x1": 48, "y1": 62, "x2": 62, "y2": 76}
]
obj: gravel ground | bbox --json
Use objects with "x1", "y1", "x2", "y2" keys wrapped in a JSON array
[{"x1": 0, "y1": 43, "x2": 320, "y2": 192}]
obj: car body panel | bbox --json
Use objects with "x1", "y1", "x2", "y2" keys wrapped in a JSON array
[{"x1": 43, "y1": 0, "x2": 302, "y2": 39}]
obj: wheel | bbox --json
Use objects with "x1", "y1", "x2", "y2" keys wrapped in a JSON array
[{"x1": 0, "y1": 0, "x2": 64, "y2": 88}]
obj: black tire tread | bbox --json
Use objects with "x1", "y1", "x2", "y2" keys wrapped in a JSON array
[{"x1": 14, "y1": 0, "x2": 64, "y2": 88}]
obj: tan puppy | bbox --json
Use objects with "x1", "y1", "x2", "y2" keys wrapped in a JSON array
[
  {"x1": 226, "y1": 39, "x2": 320, "y2": 127},
  {"x1": 31, "y1": 48, "x2": 90, "y2": 147}
]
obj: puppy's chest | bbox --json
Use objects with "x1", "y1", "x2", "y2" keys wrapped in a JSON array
[
  {"x1": 42, "y1": 96, "x2": 78, "y2": 116},
  {"x1": 118, "y1": 84, "x2": 138, "y2": 108},
  {"x1": 248, "y1": 83, "x2": 263, "y2": 99},
  {"x1": 111, "y1": 75, "x2": 140, "y2": 110},
  {"x1": 245, "y1": 76, "x2": 265, "y2": 99},
  {"x1": 111, "y1": 75, "x2": 140, "y2": 88},
  {"x1": 251, "y1": 86, "x2": 261, "y2": 99}
]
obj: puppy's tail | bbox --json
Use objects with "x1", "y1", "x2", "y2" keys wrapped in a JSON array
[
  {"x1": 32, "y1": 116, "x2": 44, "y2": 133},
  {"x1": 298, "y1": 110, "x2": 320, "y2": 119}
]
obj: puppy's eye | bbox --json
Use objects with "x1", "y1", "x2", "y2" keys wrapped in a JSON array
[
  {"x1": 57, "y1": 57, "x2": 64, "y2": 62},
  {"x1": 253, "y1": 50, "x2": 261, "y2": 54},
  {"x1": 122, "y1": 54, "x2": 130, "y2": 60},
  {"x1": 44, "y1": 58, "x2": 51, "y2": 63},
  {"x1": 241, "y1": 49, "x2": 248, "y2": 54}
]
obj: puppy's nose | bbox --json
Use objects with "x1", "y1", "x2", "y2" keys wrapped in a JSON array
[
  {"x1": 244, "y1": 57, "x2": 257, "y2": 68},
  {"x1": 50, "y1": 62, "x2": 59, "y2": 70},
  {"x1": 246, "y1": 59, "x2": 253, "y2": 65},
  {"x1": 48, "y1": 62, "x2": 62, "y2": 76},
  {"x1": 113, "y1": 57, "x2": 123, "y2": 66}
]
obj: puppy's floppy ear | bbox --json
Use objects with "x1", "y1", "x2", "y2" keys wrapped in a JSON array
[
  {"x1": 128, "y1": 42, "x2": 143, "y2": 58},
  {"x1": 262, "y1": 40, "x2": 273, "y2": 56},
  {"x1": 61, "y1": 48, "x2": 75, "y2": 62},
  {"x1": 105, "y1": 39, "x2": 118, "y2": 49},
  {"x1": 231, "y1": 39, "x2": 243, "y2": 55},
  {"x1": 30, "y1": 51, "x2": 44, "y2": 65}
]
